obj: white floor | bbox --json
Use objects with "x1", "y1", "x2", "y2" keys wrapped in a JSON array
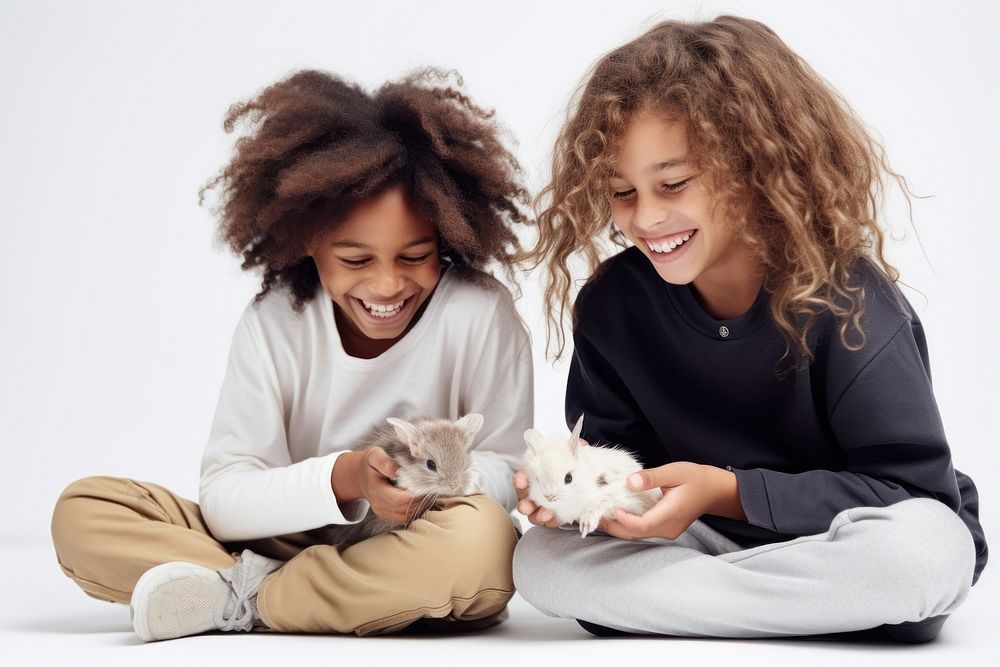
[{"x1": 3, "y1": 541, "x2": 999, "y2": 667}]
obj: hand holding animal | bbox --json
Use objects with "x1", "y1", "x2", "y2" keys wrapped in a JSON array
[
  {"x1": 518, "y1": 416, "x2": 661, "y2": 536},
  {"x1": 320, "y1": 413, "x2": 484, "y2": 545}
]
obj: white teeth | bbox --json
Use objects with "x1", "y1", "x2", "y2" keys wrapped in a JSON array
[
  {"x1": 646, "y1": 233, "x2": 693, "y2": 254},
  {"x1": 360, "y1": 298, "x2": 406, "y2": 317}
]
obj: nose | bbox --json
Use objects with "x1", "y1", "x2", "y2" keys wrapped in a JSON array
[
  {"x1": 544, "y1": 494, "x2": 556, "y2": 502},
  {"x1": 633, "y1": 194, "x2": 670, "y2": 235},
  {"x1": 369, "y1": 264, "x2": 406, "y2": 298}
]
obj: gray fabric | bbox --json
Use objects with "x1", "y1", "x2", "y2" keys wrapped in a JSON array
[{"x1": 513, "y1": 498, "x2": 975, "y2": 638}]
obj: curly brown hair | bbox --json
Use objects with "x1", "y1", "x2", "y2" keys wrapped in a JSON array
[
  {"x1": 201, "y1": 68, "x2": 530, "y2": 310},
  {"x1": 522, "y1": 15, "x2": 907, "y2": 363}
]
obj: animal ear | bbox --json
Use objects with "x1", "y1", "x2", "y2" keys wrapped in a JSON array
[
  {"x1": 457, "y1": 413, "x2": 484, "y2": 446},
  {"x1": 387, "y1": 417, "x2": 421, "y2": 456},
  {"x1": 524, "y1": 428, "x2": 545, "y2": 454},
  {"x1": 569, "y1": 414, "x2": 586, "y2": 456},
  {"x1": 523, "y1": 429, "x2": 544, "y2": 453}
]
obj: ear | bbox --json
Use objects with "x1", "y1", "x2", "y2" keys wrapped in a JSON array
[
  {"x1": 523, "y1": 429, "x2": 544, "y2": 454},
  {"x1": 457, "y1": 413, "x2": 484, "y2": 448},
  {"x1": 387, "y1": 417, "x2": 421, "y2": 457},
  {"x1": 569, "y1": 414, "x2": 586, "y2": 457}
]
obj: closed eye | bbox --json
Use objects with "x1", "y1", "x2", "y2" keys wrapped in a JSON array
[
  {"x1": 662, "y1": 176, "x2": 695, "y2": 193},
  {"x1": 612, "y1": 176, "x2": 696, "y2": 201},
  {"x1": 338, "y1": 254, "x2": 432, "y2": 268}
]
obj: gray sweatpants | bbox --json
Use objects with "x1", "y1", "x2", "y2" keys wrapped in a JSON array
[{"x1": 512, "y1": 498, "x2": 975, "y2": 637}]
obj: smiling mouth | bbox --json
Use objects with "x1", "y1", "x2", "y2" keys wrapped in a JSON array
[
  {"x1": 352, "y1": 296, "x2": 412, "y2": 322},
  {"x1": 644, "y1": 229, "x2": 696, "y2": 254}
]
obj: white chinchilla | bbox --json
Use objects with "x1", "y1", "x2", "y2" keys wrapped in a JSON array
[{"x1": 521, "y1": 415, "x2": 662, "y2": 537}]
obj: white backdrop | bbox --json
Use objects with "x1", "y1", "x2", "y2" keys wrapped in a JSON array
[{"x1": 1, "y1": 0, "x2": 997, "y2": 548}]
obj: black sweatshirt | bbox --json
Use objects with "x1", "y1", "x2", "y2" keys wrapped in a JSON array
[{"x1": 566, "y1": 246, "x2": 987, "y2": 584}]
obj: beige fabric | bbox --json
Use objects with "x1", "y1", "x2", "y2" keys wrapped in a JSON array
[{"x1": 51, "y1": 476, "x2": 516, "y2": 635}]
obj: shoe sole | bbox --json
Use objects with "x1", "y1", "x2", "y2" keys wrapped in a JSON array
[{"x1": 130, "y1": 561, "x2": 217, "y2": 642}]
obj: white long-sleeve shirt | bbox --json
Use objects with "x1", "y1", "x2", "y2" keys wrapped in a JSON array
[{"x1": 199, "y1": 267, "x2": 533, "y2": 542}]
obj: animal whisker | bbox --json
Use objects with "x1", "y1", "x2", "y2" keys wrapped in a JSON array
[
  {"x1": 404, "y1": 492, "x2": 439, "y2": 529},
  {"x1": 402, "y1": 493, "x2": 422, "y2": 526}
]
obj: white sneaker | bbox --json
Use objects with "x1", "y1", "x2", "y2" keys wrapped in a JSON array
[{"x1": 129, "y1": 549, "x2": 284, "y2": 642}]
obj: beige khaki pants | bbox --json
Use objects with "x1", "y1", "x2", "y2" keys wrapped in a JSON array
[{"x1": 51, "y1": 476, "x2": 517, "y2": 635}]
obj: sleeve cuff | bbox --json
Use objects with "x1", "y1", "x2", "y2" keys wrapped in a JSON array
[
  {"x1": 320, "y1": 451, "x2": 371, "y2": 525},
  {"x1": 731, "y1": 467, "x2": 776, "y2": 532}
]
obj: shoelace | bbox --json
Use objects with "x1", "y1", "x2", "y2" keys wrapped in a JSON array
[{"x1": 218, "y1": 559, "x2": 256, "y2": 632}]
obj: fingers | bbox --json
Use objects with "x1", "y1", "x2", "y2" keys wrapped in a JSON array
[
  {"x1": 380, "y1": 495, "x2": 424, "y2": 524},
  {"x1": 609, "y1": 499, "x2": 685, "y2": 540},
  {"x1": 513, "y1": 471, "x2": 529, "y2": 501},
  {"x1": 367, "y1": 447, "x2": 399, "y2": 479},
  {"x1": 516, "y1": 499, "x2": 552, "y2": 525},
  {"x1": 514, "y1": 497, "x2": 560, "y2": 527},
  {"x1": 627, "y1": 463, "x2": 679, "y2": 492},
  {"x1": 627, "y1": 469, "x2": 665, "y2": 492},
  {"x1": 597, "y1": 516, "x2": 635, "y2": 540},
  {"x1": 513, "y1": 471, "x2": 536, "y2": 515},
  {"x1": 529, "y1": 506, "x2": 561, "y2": 528},
  {"x1": 399, "y1": 493, "x2": 433, "y2": 524},
  {"x1": 517, "y1": 497, "x2": 536, "y2": 516},
  {"x1": 367, "y1": 469, "x2": 422, "y2": 523},
  {"x1": 378, "y1": 478, "x2": 416, "y2": 506},
  {"x1": 609, "y1": 508, "x2": 651, "y2": 536}
]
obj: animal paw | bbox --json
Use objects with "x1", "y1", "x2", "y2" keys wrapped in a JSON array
[{"x1": 578, "y1": 509, "x2": 604, "y2": 537}]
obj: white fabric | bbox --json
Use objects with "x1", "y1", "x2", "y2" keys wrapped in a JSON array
[{"x1": 199, "y1": 267, "x2": 533, "y2": 542}]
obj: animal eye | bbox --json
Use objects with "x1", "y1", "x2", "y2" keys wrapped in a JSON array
[
  {"x1": 564, "y1": 472, "x2": 573, "y2": 484},
  {"x1": 426, "y1": 459, "x2": 437, "y2": 472}
]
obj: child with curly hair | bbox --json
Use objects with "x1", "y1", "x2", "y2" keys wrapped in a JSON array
[
  {"x1": 51, "y1": 68, "x2": 533, "y2": 640},
  {"x1": 513, "y1": 16, "x2": 986, "y2": 643}
]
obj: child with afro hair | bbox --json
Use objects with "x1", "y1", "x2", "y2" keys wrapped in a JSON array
[{"x1": 52, "y1": 67, "x2": 533, "y2": 640}]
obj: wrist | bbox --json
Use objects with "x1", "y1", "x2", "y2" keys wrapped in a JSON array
[
  {"x1": 703, "y1": 464, "x2": 747, "y2": 521},
  {"x1": 332, "y1": 451, "x2": 364, "y2": 505}
]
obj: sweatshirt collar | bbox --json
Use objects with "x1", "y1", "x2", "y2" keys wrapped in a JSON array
[{"x1": 664, "y1": 280, "x2": 770, "y2": 341}]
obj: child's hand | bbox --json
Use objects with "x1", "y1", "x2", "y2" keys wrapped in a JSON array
[
  {"x1": 512, "y1": 471, "x2": 562, "y2": 528},
  {"x1": 360, "y1": 447, "x2": 427, "y2": 524},
  {"x1": 598, "y1": 462, "x2": 744, "y2": 540},
  {"x1": 333, "y1": 447, "x2": 426, "y2": 524}
]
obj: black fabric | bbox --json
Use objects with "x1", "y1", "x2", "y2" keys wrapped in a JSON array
[
  {"x1": 881, "y1": 614, "x2": 949, "y2": 644},
  {"x1": 576, "y1": 619, "x2": 632, "y2": 637},
  {"x1": 566, "y1": 246, "x2": 987, "y2": 584}
]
